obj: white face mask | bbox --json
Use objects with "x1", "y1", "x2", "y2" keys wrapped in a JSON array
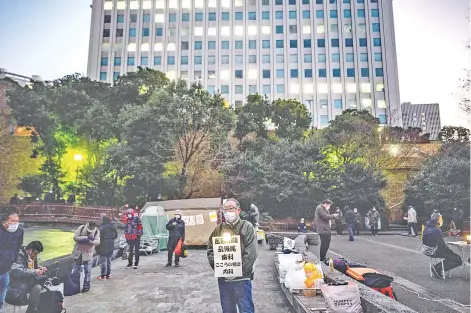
[
  {"x1": 175, "y1": 215, "x2": 181, "y2": 220},
  {"x1": 7, "y1": 223, "x2": 19, "y2": 233},
  {"x1": 127, "y1": 214, "x2": 132, "y2": 218},
  {"x1": 224, "y1": 212, "x2": 237, "y2": 223},
  {"x1": 354, "y1": 209, "x2": 357, "y2": 213}
]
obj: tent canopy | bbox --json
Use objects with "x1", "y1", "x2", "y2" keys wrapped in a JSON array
[
  {"x1": 143, "y1": 198, "x2": 221, "y2": 246},
  {"x1": 140, "y1": 205, "x2": 168, "y2": 250}
]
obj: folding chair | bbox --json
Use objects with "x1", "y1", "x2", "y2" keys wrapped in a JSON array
[{"x1": 429, "y1": 257, "x2": 446, "y2": 279}]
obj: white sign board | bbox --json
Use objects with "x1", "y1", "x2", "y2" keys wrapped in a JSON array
[
  {"x1": 212, "y1": 235, "x2": 242, "y2": 278},
  {"x1": 196, "y1": 214, "x2": 204, "y2": 225}
]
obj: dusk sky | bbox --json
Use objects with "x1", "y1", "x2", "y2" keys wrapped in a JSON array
[{"x1": 0, "y1": 0, "x2": 469, "y2": 126}]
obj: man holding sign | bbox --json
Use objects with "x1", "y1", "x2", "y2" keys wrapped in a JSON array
[{"x1": 207, "y1": 199, "x2": 257, "y2": 313}]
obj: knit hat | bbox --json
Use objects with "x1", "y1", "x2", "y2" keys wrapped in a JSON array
[{"x1": 175, "y1": 210, "x2": 182, "y2": 216}]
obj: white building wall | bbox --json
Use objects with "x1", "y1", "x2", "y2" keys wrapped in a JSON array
[{"x1": 87, "y1": 0, "x2": 402, "y2": 127}]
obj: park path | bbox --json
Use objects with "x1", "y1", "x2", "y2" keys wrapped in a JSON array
[{"x1": 62, "y1": 246, "x2": 293, "y2": 313}]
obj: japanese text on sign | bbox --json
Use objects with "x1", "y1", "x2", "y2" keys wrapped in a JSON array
[{"x1": 212, "y1": 235, "x2": 242, "y2": 278}]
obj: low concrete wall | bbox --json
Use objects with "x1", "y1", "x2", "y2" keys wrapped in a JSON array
[
  {"x1": 267, "y1": 232, "x2": 319, "y2": 250},
  {"x1": 303, "y1": 252, "x2": 417, "y2": 313}
]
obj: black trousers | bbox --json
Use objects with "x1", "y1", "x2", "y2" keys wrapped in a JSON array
[
  {"x1": 167, "y1": 237, "x2": 181, "y2": 265},
  {"x1": 127, "y1": 238, "x2": 140, "y2": 266},
  {"x1": 319, "y1": 234, "x2": 331, "y2": 261}
]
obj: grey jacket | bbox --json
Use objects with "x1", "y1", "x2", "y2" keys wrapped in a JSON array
[
  {"x1": 207, "y1": 219, "x2": 257, "y2": 281},
  {"x1": 313, "y1": 204, "x2": 336, "y2": 235},
  {"x1": 71, "y1": 224, "x2": 101, "y2": 262}
]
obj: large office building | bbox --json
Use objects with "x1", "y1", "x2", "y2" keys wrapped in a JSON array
[
  {"x1": 87, "y1": 0, "x2": 402, "y2": 127},
  {"x1": 401, "y1": 102, "x2": 441, "y2": 140}
]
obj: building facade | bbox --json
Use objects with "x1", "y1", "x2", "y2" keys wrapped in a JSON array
[
  {"x1": 87, "y1": 0, "x2": 402, "y2": 128},
  {"x1": 401, "y1": 102, "x2": 441, "y2": 140}
]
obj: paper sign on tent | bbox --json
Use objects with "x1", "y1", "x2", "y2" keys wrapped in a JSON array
[
  {"x1": 209, "y1": 211, "x2": 218, "y2": 222},
  {"x1": 187, "y1": 215, "x2": 195, "y2": 226},
  {"x1": 196, "y1": 214, "x2": 204, "y2": 225}
]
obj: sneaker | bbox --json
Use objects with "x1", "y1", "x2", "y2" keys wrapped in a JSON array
[
  {"x1": 126, "y1": 264, "x2": 132, "y2": 269},
  {"x1": 174, "y1": 264, "x2": 179, "y2": 267},
  {"x1": 106, "y1": 275, "x2": 112, "y2": 279},
  {"x1": 81, "y1": 288, "x2": 90, "y2": 293},
  {"x1": 165, "y1": 263, "x2": 171, "y2": 267},
  {"x1": 97, "y1": 276, "x2": 106, "y2": 281},
  {"x1": 133, "y1": 265, "x2": 138, "y2": 269}
]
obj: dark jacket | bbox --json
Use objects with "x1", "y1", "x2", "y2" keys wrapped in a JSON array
[
  {"x1": 0, "y1": 226, "x2": 24, "y2": 275},
  {"x1": 313, "y1": 204, "x2": 335, "y2": 234},
  {"x1": 422, "y1": 220, "x2": 444, "y2": 248},
  {"x1": 297, "y1": 223, "x2": 307, "y2": 233},
  {"x1": 345, "y1": 209, "x2": 355, "y2": 224},
  {"x1": 166, "y1": 218, "x2": 185, "y2": 242},
  {"x1": 6, "y1": 247, "x2": 44, "y2": 305},
  {"x1": 207, "y1": 218, "x2": 257, "y2": 281},
  {"x1": 96, "y1": 217, "x2": 118, "y2": 257}
]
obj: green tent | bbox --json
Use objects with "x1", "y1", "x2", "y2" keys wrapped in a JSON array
[{"x1": 141, "y1": 205, "x2": 169, "y2": 251}]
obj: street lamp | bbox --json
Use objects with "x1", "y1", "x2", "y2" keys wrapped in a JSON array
[{"x1": 74, "y1": 154, "x2": 83, "y2": 182}]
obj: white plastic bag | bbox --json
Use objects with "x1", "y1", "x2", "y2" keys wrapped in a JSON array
[
  {"x1": 321, "y1": 283, "x2": 363, "y2": 313},
  {"x1": 283, "y1": 237, "x2": 296, "y2": 251},
  {"x1": 285, "y1": 268, "x2": 306, "y2": 290}
]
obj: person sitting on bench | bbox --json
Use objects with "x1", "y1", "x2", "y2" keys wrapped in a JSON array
[{"x1": 421, "y1": 220, "x2": 462, "y2": 278}]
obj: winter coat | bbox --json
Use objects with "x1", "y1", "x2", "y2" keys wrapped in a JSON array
[
  {"x1": 0, "y1": 225, "x2": 24, "y2": 275},
  {"x1": 166, "y1": 218, "x2": 185, "y2": 250},
  {"x1": 96, "y1": 217, "x2": 118, "y2": 257},
  {"x1": 334, "y1": 211, "x2": 344, "y2": 225},
  {"x1": 313, "y1": 204, "x2": 336, "y2": 235},
  {"x1": 345, "y1": 209, "x2": 355, "y2": 225},
  {"x1": 421, "y1": 220, "x2": 443, "y2": 256},
  {"x1": 354, "y1": 212, "x2": 361, "y2": 224},
  {"x1": 71, "y1": 224, "x2": 101, "y2": 262},
  {"x1": 297, "y1": 223, "x2": 307, "y2": 233},
  {"x1": 207, "y1": 218, "x2": 257, "y2": 281},
  {"x1": 367, "y1": 210, "x2": 380, "y2": 226},
  {"x1": 407, "y1": 208, "x2": 417, "y2": 224},
  {"x1": 6, "y1": 247, "x2": 44, "y2": 305},
  {"x1": 124, "y1": 216, "x2": 143, "y2": 241}
]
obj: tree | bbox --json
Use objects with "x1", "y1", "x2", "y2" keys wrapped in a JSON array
[
  {"x1": 404, "y1": 143, "x2": 470, "y2": 220},
  {"x1": 271, "y1": 98, "x2": 311, "y2": 141},
  {"x1": 438, "y1": 126, "x2": 470, "y2": 143},
  {"x1": 234, "y1": 94, "x2": 272, "y2": 143}
]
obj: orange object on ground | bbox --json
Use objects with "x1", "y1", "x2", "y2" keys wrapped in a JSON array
[
  {"x1": 372, "y1": 286, "x2": 396, "y2": 299},
  {"x1": 346, "y1": 267, "x2": 379, "y2": 281}
]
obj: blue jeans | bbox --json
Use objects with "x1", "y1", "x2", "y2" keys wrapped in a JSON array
[
  {"x1": 0, "y1": 272, "x2": 10, "y2": 311},
  {"x1": 73, "y1": 256, "x2": 92, "y2": 290},
  {"x1": 347, "y1": 224, "x2": 354, "y2": 240},
  {"x1": 100, "y1": 256, "x2": 112, "y2": 277},
  {"x1": 218, "y1": 279, "x2": 255, "y2": 313}
]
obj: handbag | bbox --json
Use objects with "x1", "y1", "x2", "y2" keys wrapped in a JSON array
[
  {"x1": 321, "y1": 283, "x2": 363, "y2": 313},
  {"x1": 181, "y1": 243, "x2": 188, "y2": 258},
  {"x1": 174, "y1": 238, "x2": 183, "y2": 256}
]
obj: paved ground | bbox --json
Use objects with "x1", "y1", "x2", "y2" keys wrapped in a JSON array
[
  {"x1": 321, "y1": 234, "x2": 470, "y2": 313},
  {"x1": 63, "y1": 246, "x2": 293, "y2": 313}
]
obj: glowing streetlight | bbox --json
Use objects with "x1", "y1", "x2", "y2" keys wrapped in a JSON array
[
  {"x1": 389, "y1": 145, "x2": 400, "y2": 156},
  {"x1": 74, "y1": 154, "x2": 83, "y2": 182}
]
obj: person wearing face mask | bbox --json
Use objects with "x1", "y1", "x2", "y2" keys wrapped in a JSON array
[
  {"x1": 124, "y1": 207, "x2": 143, "y2": 269},
  {"x1": 367, "y1": 207, "x2": 380, "y2": 236},
  {"x1": 312, "y1": 200, "x2": 338, "y2": 262},
  {"x1": 6, "y1": 241, "x2": 46, "y2": 313},
  {"x1": 0, "y1": 212, "x2": 24, "y2": 312},
  {"x1": 71, "y1": 221, "x2": 100, "y2": 293},
  {"x1": 207, "y1": 198, "x2": 257, "y2": 313},
  {"x1": 353, "y1": 208, "x2": 361, "y2": 235},
  {"x1": 165, "y1": 210, "x2": 185, "y2": 267}
]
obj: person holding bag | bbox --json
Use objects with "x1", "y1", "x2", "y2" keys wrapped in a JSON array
[{"x1": 165, "y1": 210, "x2": 185, "y2": 267}]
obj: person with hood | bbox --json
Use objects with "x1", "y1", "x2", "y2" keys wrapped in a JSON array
[
  {"x1": 353, "y1": 208, "x2": 361, "y2": 235},
  {"x1": 96, "y1": 216, "x2": 118, "y2": 280},
  {"x1": 313, "y1": 199, "x2": 338, "y2": 261},
  {"x1": 452, "y1": 208, "x2": 464, "y2": 232},
  {"x1": 0, "y1": 212, "x2": 24, "y2": 311},
  {"x1": 298, "y1": 218, "x2": 307, "y2": 233},
  {"x1": 207, "y1": 198, "x2": 257, "y2": 313},
  {"x1": 124, "y1": 207, "x2": 143, "y2": 269},
  {"x1": 430, "y1": 209, "x2": 443, "y2": 228},
  {"x1": 367, "y1": 207, "x2": 380, "y2": 235},
  {"x1": 6, "y1": 241, "x2": 47, "y2": 313},
  {"x1": 344, "y1": 206, "x2": 355, "y2": 241},
  {"x1": 421, "y1": 219, "x2": 462, "y2": 278},
  {"x1": 71, "y1": 221, "x2": 100, "y2": 292},
  {"x1": 165, "y1": 210, "x2": 185, "y2": 267},
  {"x1": 404, "y1": 206, "x2": 418, "y2": 236}
]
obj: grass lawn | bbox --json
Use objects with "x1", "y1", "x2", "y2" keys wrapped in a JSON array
[{"x1": 23, "y1": 228, "x2": 75, "y2": 261}]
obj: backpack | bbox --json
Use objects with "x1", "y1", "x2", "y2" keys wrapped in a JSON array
[{"x1": 37, "y1": 286, "x2": 66, "y2": 313}]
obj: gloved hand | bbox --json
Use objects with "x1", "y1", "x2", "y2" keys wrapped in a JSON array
[
  {"x1": 88, "y1": 236, "x2": 95, "y2": 241},
  {"x1": 79, "y1": 238, "x2": 90, "y2": 244}
]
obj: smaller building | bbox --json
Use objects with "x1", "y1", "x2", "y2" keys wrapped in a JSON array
[{"x1": 401, "y1": 102, "x2": 441, "y2": 140}]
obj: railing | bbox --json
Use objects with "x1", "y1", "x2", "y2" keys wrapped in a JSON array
[{"x1": 0, "y1": 203, "x2": 121, "y2": 224}]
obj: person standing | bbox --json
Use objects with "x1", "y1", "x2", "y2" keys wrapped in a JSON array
[
  {"x1": 6, "y1": 241, "x2": 46, "y2": 313},
  {"x1": 353, "y1": 208, "x2": 361, "y2": 235},
  {"x1": 96, "y1": 216, "x2": 118, "y2": 280},
  {"x1": 0, "y1": 212, "x2": 24, "y2": 312},
  {"x1": 334, "y1": 207, "x2": 344, "y2": 235},
  {"x1": 297, "y1": 218, "x2": 307, "y2": 233},
  {"x1": 430, "y1": 209, "x2": 443, "y2": 228},
  {"x1": 405, "y1": 206, "x2": 418, "y2": 236},
  {"x1": 367, "y1": 207, "x2": 380, "y2": 236},
  {"x1": 313, "y1": 200, "x2": 338, "y2": 261},
  {"x1": 72, "y1": 221, "x2": 100, "y2": 293},
  {"x1": 207, "y1": 198, "x2": 257, "y2": 313},
  {"x1": 165, "y1": 210, "x2": 185, "y2": 267},
  {"x1": 344, "y1": 206, "x2": 355, "y2": 241},
  {"x1": 124, "y1": 207, "x2": 143, "y2": 269},
  {"x1": 452, "y1": 208, "x2": 464, "y2": 232}
]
